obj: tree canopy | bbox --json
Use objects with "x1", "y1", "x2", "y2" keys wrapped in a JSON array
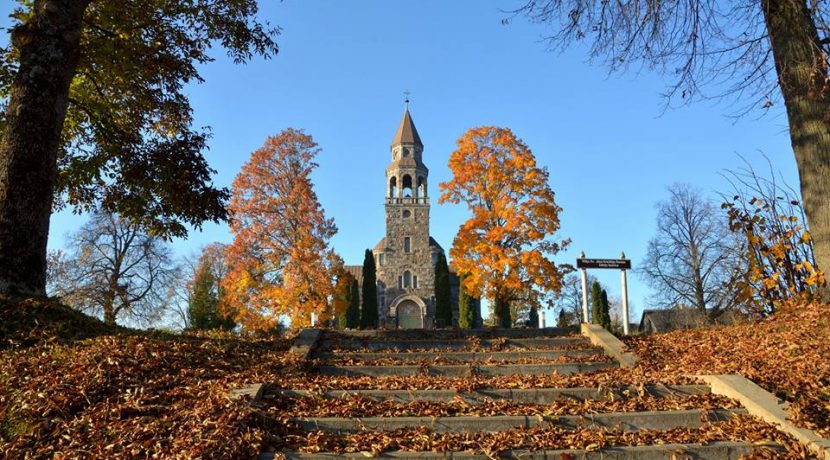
[
  {"x1": 439, "y1": 126, "x2": 570, "y2": 328},
  {"x1": 0, "y1": 0, "x2": 279, "y2": 294},
  {"x1": 515, "y1": 0, "x2": 830, "y2": 299},
  {"x1": 222, "y1": 129, "x2": 341, "y2": 330},
  {"x1": 187, "y1": 244, "x2": 235, "y2": 331},
  {"x1": 47, "y1": 212, "x2": 177, "y2": 326},
  {"x1": 640, "y1": 184, "x2": 743, "y2": 316}
]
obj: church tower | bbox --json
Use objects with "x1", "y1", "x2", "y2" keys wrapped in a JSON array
[{"x1": 373, "y1": 106, "x2": 445, "y2": 329}]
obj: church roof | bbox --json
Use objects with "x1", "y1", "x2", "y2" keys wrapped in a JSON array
[
  {"x1": 344, "y1": 265, "x2": 363, "y2": 284},
  {"x1": 391, "y1": 109, "x2": 423, "y2": 147},
  {"x1": 428, "y1": 237, "x2": 444, "y2": 252}
]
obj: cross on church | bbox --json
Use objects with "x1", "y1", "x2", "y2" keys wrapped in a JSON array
[{"x1": 404, "y1": 90, "x2": 411, "y2": 108}]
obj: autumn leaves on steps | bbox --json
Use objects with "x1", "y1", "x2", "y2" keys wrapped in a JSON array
[{"x1": 258, "y1": 328, "x2": 791, "y2": 459}]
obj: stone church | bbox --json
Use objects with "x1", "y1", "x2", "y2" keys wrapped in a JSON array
[{"x1": 345, "y1": 107, "x2": 481, "y2": 329}]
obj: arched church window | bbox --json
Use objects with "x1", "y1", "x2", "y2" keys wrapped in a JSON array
[
  {"x1": 402, "y1": 209, "x2": 411, "y2": 218},
  {"x1": 417, "y1": 176, "x2": 426, "y2": 197},
  {"x1": 404, "y1": 237, "x2": 411, "y2": 253},
  {"x1": 413, "y1": 275, "x2": 418, "y2": 289},
  {"x1": 403, "y1": 270, "x2": 412, "y2": 288},
  {"x1": 402, "y1": 175, "x2": 413, "y2": 197},
  {"x1": 389, "y1": 176, "x2": 397, "y2": 198}
]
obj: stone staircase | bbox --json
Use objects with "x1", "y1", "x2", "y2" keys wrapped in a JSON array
[{"x1": 259, "y1": 328, "x2": 786, "y2": 459}]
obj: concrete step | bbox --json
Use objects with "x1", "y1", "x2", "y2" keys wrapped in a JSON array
[
  {"x1": 291, "y1": 408, "x2": 746, "y2": 434},
  {"x1": 316, "y1": 349, "x2": 604, "y2": 364},
  {"x1": 316, "y1": 361, "x2": 616, "y2": 377},
  {"x1": 325, "y1": 327, "x2": 579, "y2": 340},
  {"x1": 320, "y1": 337, "x2": 591, "y2": 352},
  {"x1": 266, "y1": 441, "x2": 781, "y2": 459},
  {"x1": 273, "y1": 384, "x2": 711, "y2": 404}
]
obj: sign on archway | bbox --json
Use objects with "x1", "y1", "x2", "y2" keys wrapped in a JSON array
[{"x1": 577, "y1": 251, "x2": 632, "y2": 335}]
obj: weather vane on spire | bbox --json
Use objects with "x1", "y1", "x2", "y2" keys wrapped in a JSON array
[{"x1": 404, "y1": 90, "x2": 411, "y2": 108}]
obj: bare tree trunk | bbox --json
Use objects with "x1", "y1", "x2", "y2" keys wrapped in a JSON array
[
  {"x1": 689, "y1": 242, "x2": 708, "y2": 312},
  {"x1": 762, "y1": 0, "x2": 830, "y2": 299},
  {"x1": 0, "y1": 0, "x2": 90, "y2": 295},
  {"x1": 103, "y1": 300, "x2": 116, "y2": 326}
]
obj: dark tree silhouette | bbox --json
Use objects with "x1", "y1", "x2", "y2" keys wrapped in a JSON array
[
  {"x1": 0, "y1": 0, "x2": 279, "y2": 294},
  {"x1": 434, "y1": 252, "x2": 453, "y2": 327},
  {"x1": 360, "y1": 250, "x2": 378, "y2": 329}
]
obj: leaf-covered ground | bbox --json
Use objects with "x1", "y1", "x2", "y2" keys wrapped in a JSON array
[
  {"x1": 277, "y1": 416, "x2": 808, "y2": 457},
  {"x1": 1, "y1": 297, "x2": 828, "y2": 458},
  {"x1": 316, "y1": 351, "x2": 611, "y2": 366},
  {"x1": 266, "y1": 392, "x2": 739, "y2": 418},
  {"x1": 0, "y1": 296, "x2": 293, "y2": 459},
  {"x1": 624, "y1": 301, "x2": 830, "y2": 438},
  {"x1": 0, "y1": 295, "x2": 122, "y2": 349}
]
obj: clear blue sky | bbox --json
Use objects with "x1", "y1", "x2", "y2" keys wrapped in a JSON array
[{"x1": 2, "y1": 1, "x2": 799, "y2": 324}]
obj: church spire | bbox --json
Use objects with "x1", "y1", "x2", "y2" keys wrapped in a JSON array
[{"x1": 391, "y1": 107, "x2": 423, "y2": 148}]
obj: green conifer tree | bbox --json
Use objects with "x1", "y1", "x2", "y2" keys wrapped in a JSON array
[
  {"x1": 528, "y1": 305, "x2": 540, "y2": 328},
  {"x1": 457, "y1": 278, "x2": 476, "y2": 329},
  {"x1": 360, "y1": 249, "x2": 378, "y2": 329},
  {"x1": 346, "y1": 278, "x2": 360, "y2": 329},
  {"x1": 336, "y1": 274, "x2": 352, "y2": 330},
  {"x1": 591, "y1": 280, "x2": 604, "y2": 327},
  {"x1": 599, "y1": 289, "x2": 612, "y2": 331},
  {"x1": 188, "y1": 260, "x2": 234, "y2": 330},
  {"x1": 434, "y1": 252, "x2": 452, "y2": 327}
]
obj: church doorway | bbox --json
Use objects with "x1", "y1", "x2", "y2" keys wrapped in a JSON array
[{"x1": 397, "y1": 300, "x2": 423, "y2": 329}]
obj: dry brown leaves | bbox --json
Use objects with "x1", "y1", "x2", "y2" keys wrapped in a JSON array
[
  {"x1": 0, "y1": 295, "x2": 120, "y2": 349},
  {"x1": 319, "y1": 352, "x2": 610, "y2": 366},
  {"x1": 321, "y1": 334, "x2": 593, "y2": 354},
  {"x1": 624, "y1": 301, "x2": 830, "y2": 438},
  {"x1": 272, "y1": 367, "x2": 700, "y2": 393},
  {"x1": 274, "y1": 415, "x2": 808, "y2": 458},
  {"x1": 322, "y1": 342, "x2": 597, "y2": 354},
  {"x1": 265, "y1": 393, "x2": 739, "y2": 418},
  {"x1": 323, "y1": 330, "x2": 578, "y2": 342},
  {"x1": 0, "y1": 298, "x2": 295, "y2": 459}
]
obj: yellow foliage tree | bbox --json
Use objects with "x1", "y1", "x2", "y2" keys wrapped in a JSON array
[
  {"x1": 223, "y1": 129, "x2": 342, "y2": 330},
  {"x1": 722, "y1": 159, "x2": 826, "y2": 314},
  {"x1": 439, "y1": 127, "x2": 570, "y2": 328}
]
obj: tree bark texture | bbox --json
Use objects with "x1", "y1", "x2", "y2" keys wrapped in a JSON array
[
  {"x1": 762, "y1": 0, "x2": 830, "y2": 298},
  {"x1": 0, "y1": 0, "x2": 90, "y2": 294}
]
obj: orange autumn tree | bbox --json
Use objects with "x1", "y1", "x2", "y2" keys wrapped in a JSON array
[
  {"x1": 439, "y1": 126, "x2": 570, "y2": 328},
  {"x1": 223, "y1": 129, "x2": 342, "y2": 330}
]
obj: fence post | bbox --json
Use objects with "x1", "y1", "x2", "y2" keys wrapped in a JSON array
[
  {"x1": 580, "y1": 251, "x2": 589, "y2": 323},
  {"x1": 620, "y1": 251, "x2": 630, "y2": 335}
]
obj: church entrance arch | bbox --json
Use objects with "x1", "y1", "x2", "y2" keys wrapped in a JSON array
[
  {"x1": 390, "y1": 295, "x2": 426, "y2": 329},
  {"x1": 397, "y1": 301, "x2": 423, "y2": 329}
]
